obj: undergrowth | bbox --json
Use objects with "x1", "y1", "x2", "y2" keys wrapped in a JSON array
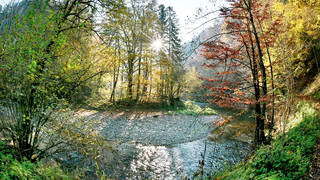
[
  {"x1": 212, "y1": 101, "x2": 320, "y2": 180},
  {"x1": 0, "y1": 141, "x2": 71, "y2": 179},
  {"x1": 86, "y1": 100, "x2": 218, "y2": 116},
  {"x1": 166, "y1": 101, "x2": 217, "y2": 116}
]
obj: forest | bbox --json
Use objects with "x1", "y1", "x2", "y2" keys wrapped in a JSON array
[{"x1": 0, "y1": 0, "x2": 319, "y2": 179}]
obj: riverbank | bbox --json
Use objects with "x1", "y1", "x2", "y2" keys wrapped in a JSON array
[
  {"x1": 73, "y1": 106, "x2": 253, "y2": 179},
  {"x1": 212, "y1": 100, "x2": 320, "y2": 179},
  {"x1": 0, "y1": 101, "x2": 255, "y2": 179}
]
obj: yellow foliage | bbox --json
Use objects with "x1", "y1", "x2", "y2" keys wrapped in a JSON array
[{"x1": 270, "y1": 0, "x2": 320, "y2": 78}]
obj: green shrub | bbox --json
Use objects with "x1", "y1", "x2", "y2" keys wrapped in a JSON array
[
  {"x1": 314, "y1": 91, "x2": 320, "y2": 100},
  {"x1": 0, "y1": 142, "x2": 71, "y2": 179},
  {"x1": 167, "y1": 101, "x2": 217, "y2": 116},
  {"x1": 214, "y1": 102, "x2": 320, "y2": 180}
]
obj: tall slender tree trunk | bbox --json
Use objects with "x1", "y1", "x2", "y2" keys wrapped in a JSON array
[
  {"x1": 136, "y1": 42, "x2": 143, "y2": 102},
  {"x1": 110, "y1": 43, "x2": 120, "y2": 104},
  {"x1": 256, "y1": 18, "x2": 275, "y2": 141},
  {"x1": 164, "y1": 66, "x2": 168, "y2": 100},
  {"x1": 242, "y1": 20, "x2": 265, "y2": 145},
  {"x1": 110, "y1": 66, "x2": 119, "y2": 104},
  {"x1": 160, "y1": 57, "x2": 164, "y2": 100},
  {"x1": 127, "y1": 52, "x2": 134, "y2": 102},
  {"x1": 120, "y1": 74, "x2": 124, "y2": 101},
  {"x1": 148, "y1": 62, "x2": 153, "y2": 101},
  {"x1": 245, "y1": 0, "x2": 267, "y2": 144},
  {"x1": 142, "y1": 58, "x2": 149, "y2": 102}
]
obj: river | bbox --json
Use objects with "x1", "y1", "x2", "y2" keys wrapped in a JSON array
[{"x1": 58, "y1": 110, "x2": 253, "y2": 179}]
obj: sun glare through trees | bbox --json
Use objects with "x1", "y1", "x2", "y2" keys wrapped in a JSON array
[{"x1": 151, "y1": 38, "x2": 163, "y2": 51}]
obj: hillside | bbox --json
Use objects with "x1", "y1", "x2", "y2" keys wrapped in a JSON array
[{"x1": 211, "y1": 74, "x2": 320, "y2": 179}]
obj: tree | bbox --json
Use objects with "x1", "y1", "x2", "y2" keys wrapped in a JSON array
[
  {"x1": 271, "y1": 0, "x2": 320, "y2": 87},
  {"x1": 201, "y1": 0, "x2": 279, "y2": 145},
  {"x1": 0, "y1": 0, "x2": 122, "y2": 161},
  {"x1": 166, "y1": 6, "x2": 184, "y2": 105},
  {"x1": 155, "y1": 4, "x2": 184, "y2": 104},
  {"x1": 101, "y1": 0, "x2": 159, "y2": 104},
  {"x1": 262, "y1": 0, "x2": 320, "y2": 135},
  {"x1": 99, "y1": 1, "x2": 183, "y2": 105}
]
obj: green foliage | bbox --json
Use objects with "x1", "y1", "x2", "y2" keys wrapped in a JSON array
[
  {"x1": 166, "y1": 101, "x2": 217, "y2": 116},
  {"x1": 0, "y1": 141, "x2": 70, "y2": 179},
  {"x1": 0, "y1": 0, "x2": 123, "y2": 161},
  {"x1": 314, "y1": 91, "x2": 320, "y2": 100},
  {"x1": 213, "y1": 102, "x2": 320, "y2": 179}
]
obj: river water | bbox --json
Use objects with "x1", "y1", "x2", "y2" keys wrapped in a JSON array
[
  {"x1": 109, "y1": 138, "x2": 250, "y2": 179},
  {"x1": 63, "y1": 111, "x2": 253, "y2": 179}
]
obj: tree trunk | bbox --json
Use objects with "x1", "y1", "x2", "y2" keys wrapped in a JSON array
[
  {"x1": 245, "y1": 0, "x2": 267, "y2": 144},
  {"x1": 256, "y1": 18, "x2": 275, "y2": 141},
  {"x1": 142, "y1": 58, "x2": 149, "y2": 102},
  {"x1": 135, "y1": 42, "x2": 142, "y2": 102},
  {"x1": 110, "y1": 67, "x2": 119, "y2": 104},
  {"x1": 127, "y1": 53, "x2": 134, "y2": 102},
  {"x1": 243, "y1": 22, "x2": 265, "y2": 145},
  {"x1": 110, "y1": 47, "x2": 120, "y2": 104},
  {"x1": 148, "y1": 62, "x2": 153, "y2": 101}
]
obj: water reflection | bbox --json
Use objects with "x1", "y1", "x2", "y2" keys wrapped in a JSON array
[
  {"x1": 68, "y1": 111, "x2": 252, "y2": 179},
  {"x1": 113, "y1": 139, "x2": 250, "y2": 179},
  {"x1": 130, "y1": 145, "x2": 174, "y2": 179}
]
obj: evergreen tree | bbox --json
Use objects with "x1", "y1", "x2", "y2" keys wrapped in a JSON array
[{"x1": 156, "y1": 4, "x2": 183, "y2": 104}]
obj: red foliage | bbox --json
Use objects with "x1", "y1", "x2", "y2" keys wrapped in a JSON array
[{"x1": 200, "y1": 0, "x2": 278, "y2": 110}]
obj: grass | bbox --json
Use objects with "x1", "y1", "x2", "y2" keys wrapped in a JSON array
[
  {"x1": 166, "y1": 100, "x2": 217, "y2": 116},
  {"x1": 0, "y1": 141, "x2": 71, "y2": 179},
  {"x1": 211, "y1": 101, "x2": 320, "y2": 180},
  {"x1": 87, "y1": 100, "x2": 218, "y2": 116}
]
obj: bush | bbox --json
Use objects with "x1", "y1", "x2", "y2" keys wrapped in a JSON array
[
  {"x1": 167, "y1": 101, "x2": 217, "y2": 116},
  {"x1": 214, "y1": 102, "x2": 320, "y2": 179},
  {"x1": 0, "y1": 141, "x2": 70, "y2": 179}
]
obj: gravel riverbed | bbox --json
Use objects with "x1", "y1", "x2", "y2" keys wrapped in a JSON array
[
  {"x1": 77, "y1": 110, "x2": 222, "y2": 145},
  {"x1": 69, "y1": 110, "x2": 252, "y2": 179}
]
